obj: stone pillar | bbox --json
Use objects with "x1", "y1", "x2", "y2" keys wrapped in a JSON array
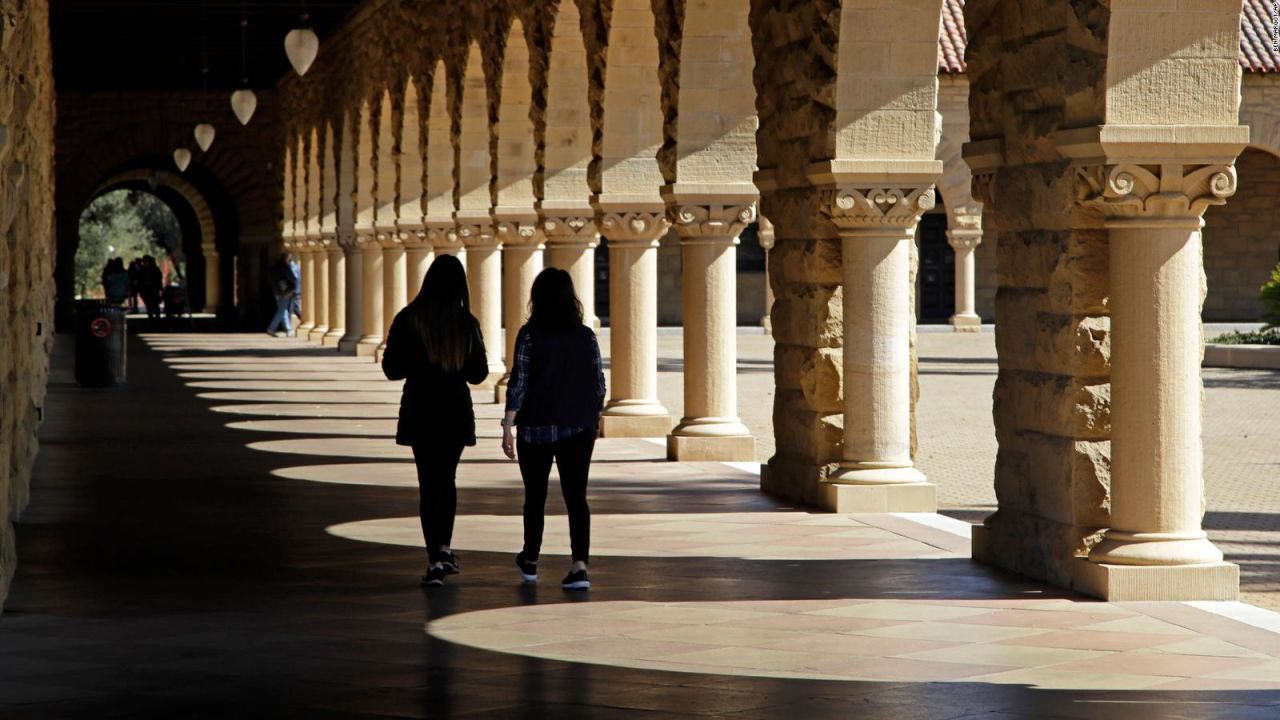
[
  {"x1": 295, "y1": 242, "x2": 317, "y2": 337},
  {"x1": 458, "y1": 218, "x2": 505, "y2": 380},
  {"x1": 403, "y1": 229, "x2": 433, "y2": 302},
  {"x1": 355, "y1": 234, "x2": 384, "y2": 357},
  {"x1": 308, "y1": 240, "x2": 330, "y2": 342},
  {"x1": 948, "y1": 215, "x2": 982, "y2": 332},
  {"x1": 337, "y1": 233, "x2": 363, "y2": 353},
  {"x1": 376, "y1": 233, "x2": 407, "y2": 361},
  {"x1": 202, "y1": 243, "x2": 221, "y2": 314},
  {"x1": 665, "y1": 198, "x2": 756, "y2": 461},
  {"x1": 758, "y1": 216, "x2": 774, "y2": 334},
  {"x1": 1069, "y1": 151, "x2": 1243, "y2": 600},
  {"x1": 542, "y1": 207, "x2": 599, "y2": 330},
  {"x1": 821, "y1": 183, "x2": 937, "y2": 512},
  {"x1": 494, "y1": 216, "x2": 544, "y2": 403},
  {"x1": 595, "y1": 207, "x2": 672, "y2": 437},
  {"x1": 322, "y1": 238, "x2": 345, "y2": 347}
]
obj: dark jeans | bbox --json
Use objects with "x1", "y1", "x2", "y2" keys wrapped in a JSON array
[
  {"x1": 517, "y1": 431, "x2": 595, "y2": 563},
  {"x1": 411, "y1": 444, "x2": 464, "y2": 564}
]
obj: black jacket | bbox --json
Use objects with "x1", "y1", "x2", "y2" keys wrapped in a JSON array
[
  {"x1": 381, "y1": 309, "x2": 489, "y2": 447},
  {"x1": 513, "y1": 323, "x2": 605, "y2": 431}
]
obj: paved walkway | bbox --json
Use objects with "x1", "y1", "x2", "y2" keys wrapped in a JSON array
[{"x1": 0, "y1": 332, "x2": 1277, "y2": 718}]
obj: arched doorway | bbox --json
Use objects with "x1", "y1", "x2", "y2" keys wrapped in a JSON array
[
  {"x1": 1202, "y1": 147, "x2": 1280, "y2": 321},
  {"x1": 74, "y1": 189, "x2": 184, "y2": 310}
]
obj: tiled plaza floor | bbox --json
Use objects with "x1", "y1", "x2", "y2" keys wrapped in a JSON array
[{"x1": 0, "y1": 330, "x2": 1278, "y2": 718}]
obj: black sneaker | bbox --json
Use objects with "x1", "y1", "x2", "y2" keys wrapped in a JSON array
[
  {"x1": 561, "y1": 569, "x2": 590, "y2": 591},
  {"x1": 441, "y1": 551, "x2": 460, "y2": 575},
  {"x1": 515, "y1": 552, "x2": 538, "y2": 583},
  {"x1": 422, "y1": 565, "x2": 446, "y2": 587}
]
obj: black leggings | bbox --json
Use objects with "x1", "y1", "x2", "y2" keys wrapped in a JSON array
[
  {"x1": 517, "y1": 431, "x2": 595, "y2": 563},
  {"x1": 411, "y1": 444, "x2": 464, "y2": 564}
]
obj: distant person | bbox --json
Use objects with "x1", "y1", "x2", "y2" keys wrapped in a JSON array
[
  {"x1": 288, "y1": 253, "x2": 302, "y2": 324},
  {"x1": 102, "y1": 258, "x2": 130, "y2": 307},
  {"x1": 266, "y1": 252, "x2": 299, "y2": 337},
  {"x1": 381, "y1": 255, "x2": 489, "y2": 587},
  {"x1": 502, "y1": 268, "x2": 606, "y2": 591},
  {"x1": 137, "y1": 255, "x2": 163, "y2": 321},
  {"x1": 126, "y1": 258, "x2": 141, "y2": 312}
]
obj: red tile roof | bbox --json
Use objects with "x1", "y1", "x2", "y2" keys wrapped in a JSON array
[{"x1": 940, "y1": 0, "x2": 1280, "y2": 74}]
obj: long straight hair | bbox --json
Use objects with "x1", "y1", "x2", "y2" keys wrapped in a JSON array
[
  {"x1": 527, "y1": 267, "x2": 584, "y2": 331},
  {"x1": 407, "y1": 254, "x2": 472, "y2": 372}
]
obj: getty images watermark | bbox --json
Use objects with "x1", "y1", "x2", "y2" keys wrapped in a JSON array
[{"x1": 1274, "y1": 1, "x2": 1280, "y2": 52}]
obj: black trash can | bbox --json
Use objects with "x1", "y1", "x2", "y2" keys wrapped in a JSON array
[{"x1": 75, "y1": 299, "x2": 127, "y2": 387}]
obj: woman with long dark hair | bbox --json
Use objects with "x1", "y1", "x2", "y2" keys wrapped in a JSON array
[
  {"x1": 382, "y1": 254, "x2": 489, "y2": 586},
  {"x1": 502, "y1": 268, "x2": 606, "y2": 591}
]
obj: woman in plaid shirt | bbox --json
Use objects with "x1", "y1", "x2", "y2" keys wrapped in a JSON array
[{"x1": 501, "y1": 268, "x2": 606, "y2": 590}]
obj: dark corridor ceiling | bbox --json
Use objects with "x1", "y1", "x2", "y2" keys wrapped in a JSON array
[{"x1": 51, "y1": 0, "x2": 362, "y2": 91}]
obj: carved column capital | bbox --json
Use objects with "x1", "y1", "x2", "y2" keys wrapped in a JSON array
[
  {"x1": 542, "y1": 213, "x2": 599, "y2": 247},
  {"x1": 456, "y1": 220, "x2": 497, "y2": 248},
  {"x1": 819, "y1": 185, "x2": 936, "y2": 234},
  {"x1": 947, "y1": 214, "x2": 982, "y2": 251},
  {"x1": 354, "y1": 230, "x2": 382, "y2": 251},
  {"x1": 757, "y1": 215, "x2": 775, "y2": 251},
  {"x1": 1075, "y1": 162, "x2": 1237, "y2": 228},
  {"x1": 336, "y1": 230, "x2": 359, "y2": 251},
  {"x1": 397, "y1": 223, "x2": 429, "y2": 248},
  {"x1": 669, "y1": 201, "x2": 758, "y2": 244},
  {"x1": 425, "y1": 220, "x2": 462, "y2": 253},
  {"x1": 596, "y1": 208, "x2": 670, "y2": 247},
  {"x1": 494, "y1": 217, "x2": 544, "y2": 248}
]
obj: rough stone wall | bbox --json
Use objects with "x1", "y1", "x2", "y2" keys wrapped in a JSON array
[
  {"x1": 1203, "y1": 146, "x2": 1280, "y2": 321},
  {"x1": 751, "y1": 0, "x2": 845, "y2": 506},
  {"x1": 0, "y1": 0, "x2": 55, "y2": 610},
  {"x1": 967, "y1": 0, "x2": 1113, "y2": 590}
]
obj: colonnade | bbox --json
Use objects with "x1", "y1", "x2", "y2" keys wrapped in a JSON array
[{"x1": 273, "y1": 0, "x2": 1250, "y2": 601}]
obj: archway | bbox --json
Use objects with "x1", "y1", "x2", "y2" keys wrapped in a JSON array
[
  {"x1": 1202, "y1": 146, "x2": 1280, "y2": 321},
  {"x1": 75, "y1": 189, "x2": 184, "y2": 312}
]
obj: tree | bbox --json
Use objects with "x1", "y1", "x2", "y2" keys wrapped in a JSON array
[{"x1": 75, "y1": 190, "x2": 182, "y2": 297}]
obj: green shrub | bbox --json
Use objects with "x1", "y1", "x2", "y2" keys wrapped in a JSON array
[
  {"x1": 1263, "y1": 262, "x2": 1280, "y2": 330},
  {"x1": 1209, "y1": 329, "x2": 1280, "y2": 346}
]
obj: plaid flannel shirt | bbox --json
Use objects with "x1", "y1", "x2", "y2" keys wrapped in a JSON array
[{"x1": 505, "y1": 327, "x2": 606, "y2": 445}]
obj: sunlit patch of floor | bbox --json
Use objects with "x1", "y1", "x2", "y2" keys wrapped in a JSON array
[
  {"x1": 226, "y1": 418, "x2": 398, "y2": 436},
  {"x1": 209, "y1": 402, "x2": 400, "y2": 418},
  {"x1": 197, "y1": 390, "x2": 401, "y2": 404},
  {"x1": 328, "y1": 513, "x2": 960, "y2": 559},
  {"x1": 426, "y1": 599, "x2": 1280, "y2": 691}
]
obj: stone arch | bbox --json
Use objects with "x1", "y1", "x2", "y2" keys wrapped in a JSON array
[
  {"x1": 337, "y1": 111, "x2": 357, "y2": 233},
  {"x1": 1203, "y1": 147, "x2": 1280, "y2": 320},
  {"x1": 93, "y1": 169, "x2": 217, "y2": 260},
  {"x1": 399, "y1": 74, "x2": 425, "y2": 227},
  {"x1": 425, "y1": 59, "x2": 455, "y2": 237},
  {"x1": 660, "y1": 0, "x2": 757, "y2": 188},
  {"x1": 374, "y1": 88, "x2": 398, "y2": 230},
  {"x1": 496, "y1": 18, "x2": 536, "y2": 212},
  {"x1": 354, "y1": 99, "x2": 377, "y2": 234},
  {"x1": 455, "y1": 41, "x2": 491, "y2": 219},
  {"x1": 1240, "y1": 102, "x2": 1280, "y2": 159},
  {"x1": 541, "y1": 0, "x2": 592, "y2": 207},
  {"x1": 321, "y1": 119, "x2": 339, "y2": 235},
  {"x1": 306, "y1": 127, "x2": 323, "y2": 238},
  {"x1": 599, "y1": 0, "x2": 664, "y2": 200}
]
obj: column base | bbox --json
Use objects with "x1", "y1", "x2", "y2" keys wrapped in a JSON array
[
  {"x1": 355, "y1": 336, "x2": 382, "y2": 358},
  {"x1": 820, "y1": 481, "x2": 937, "y2": 513},
  {"x1": 668, "y1": 433, "x2": 755, "y2": 462},
  {"x1": 308, "y1": 326, "x2": 329, "y2": 343},
  {"x1": 338, "y1": 335, "x2": 362, "y2": 353},
  {"x1": 323, "y1": 330, "x2": 345, "y2": 348},
  {"x1": 297, "y1": 322, "x2": 316, "y2": 338},
  {"x1": 950, "y1": 313, "x2": 982, "y2": 333},
  {"x1": 829, "y1": 463, "x2": 928, "y2": 485},
  {"x1": 1088, "y1": 530, "x2": 1225, "y2": 567},
  {"x1": 1069, "y1": 557, "x2": 1239, "y2": 601},
  {"x1": 599, "y1": 412, "x2": 672, "y2": 438}
]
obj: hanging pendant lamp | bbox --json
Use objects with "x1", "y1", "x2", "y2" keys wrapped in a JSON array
[
  {"x1": 285, "y1": 1, "x2": 319, "y2": 76},
  {"x1": 195, "y1": 123, "x2": 216, "y2": 152},
  {"x1": 174, "y1": 149, "x2": 193, "y2": 172},
  {"x1": 230, "y1": 13, "x2": 257, "y2": 125}
]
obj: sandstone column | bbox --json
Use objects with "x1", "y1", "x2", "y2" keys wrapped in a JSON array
[
  {"x1": 595, "y1": 208, "x2": 671, "y2": 437},
  {"x1": 666, "y1": 199, "x2": 756, "y2": 461},
  {"x1": 948, "y1": 214, "x2": 982, "y2": 332},
  {"x1": 338, "y1": 233, "x2": 364, "y2": 353},
  {"x1": 356, "y1": 233, "x2": 385, "y2": 356},
  {"x1": 376, "y1": 233, "x2": 407, "y2": 361},
  {"x1": 322, "y1": 237, "x2": 345, "y2": 347},
  {"x1": 1069, "y1": 148, "x2": 1244, "y2": 599},
  {"x1": 758, "y1": 216, "x2": 774, "y2": 334},
  {"x1": 458, "y1": 218, "x2": 505, "y2": 380},
  {"x1": 494, "y1": 217, "x2": 544, "y2": 402},
  {"x1": 821, "y1": 182, "x2": 937, "y2": 512},
  {"x1": 296, "y1": 242, "x2": 317, "y2": 337},
  {"x1": 403, "y1": 229, "x2": 433, "y2": 302},
  {"x1": 202, "y1": 243, "x2": 221, "y2": 314},
  {"x1": 542, "y1": 207, "x2": 599, "y2": 330},
  {"x1": 309, "y1": 239, "x2": 330, "y2": 342}
]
